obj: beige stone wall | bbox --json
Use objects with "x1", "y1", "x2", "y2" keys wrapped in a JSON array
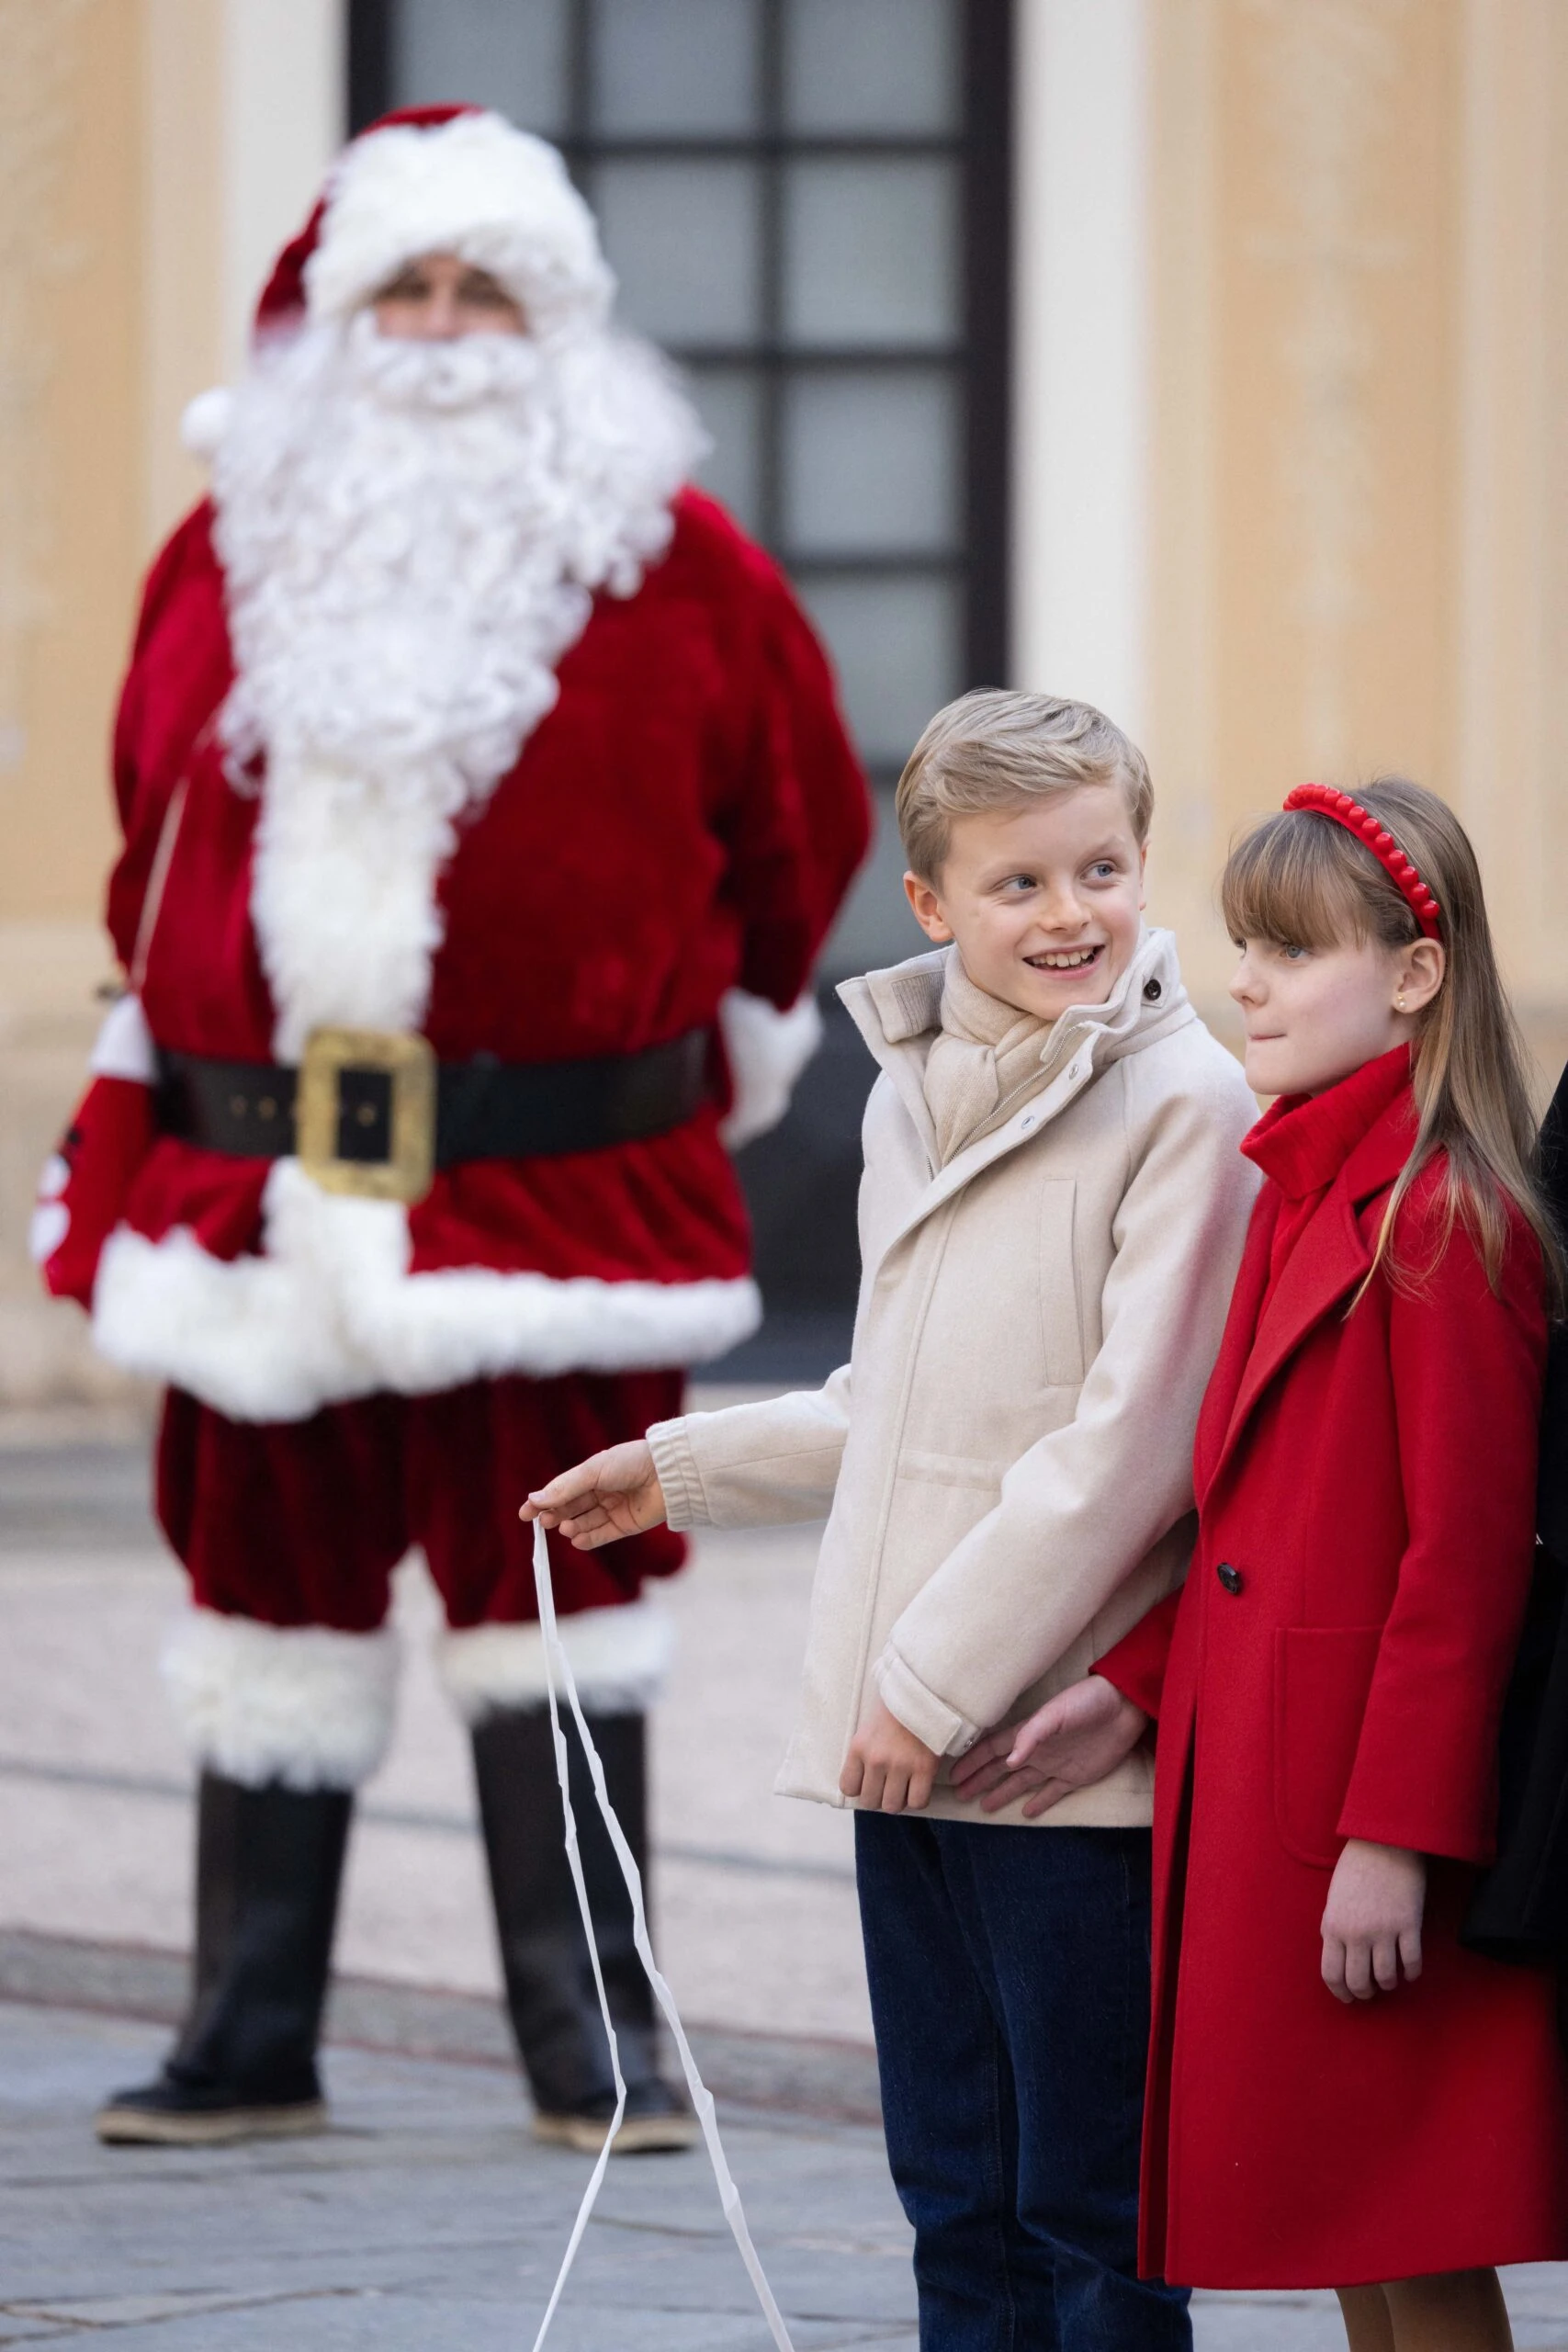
[
  {"x1": 1, "y1": 0, "x2": 147, "y2": 1402},
  {"x1": 1, "y1": 0, "x2": 141, "y2": 924},
  {"x1": 1145, "y1": 0, "x2": 1568, "y2": 1100},
  {"x1": 0, "y1": 0, "x2": 341, "y2": 1404},
  {"x1": 142, "y1": 0, "x2": 225, "y2": 553}
]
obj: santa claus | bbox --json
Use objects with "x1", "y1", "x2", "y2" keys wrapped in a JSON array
[{"x1": 34, "y1": 106, "x2": 868, "y2": 2151}]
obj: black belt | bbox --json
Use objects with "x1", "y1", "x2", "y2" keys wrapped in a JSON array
[{"x1": 154, "y1": 1029, "x2": 715, "y2": 1196}]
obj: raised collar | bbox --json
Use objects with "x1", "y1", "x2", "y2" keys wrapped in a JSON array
[
  {"x1": 846, "y1": 925, "x2": 1190, "y2": 1073},
  {"x1": 1199, "y1": 1047, "x2": 1418, "y2": 1501},
  {"x1": 1242, "y1": 1046, "x2": 1414, "y2": 1202},
  {"x1": 833, "y1": 929, "x2": 1197, "y2": 1255}
]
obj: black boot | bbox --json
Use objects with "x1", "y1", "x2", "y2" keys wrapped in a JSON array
[
  {"x1": 472, "y1": 1705, "x2": 695, "y2": 2154},
  {"x1": 96, "y1": 1772, "x2": 352, "y2": 2145}
]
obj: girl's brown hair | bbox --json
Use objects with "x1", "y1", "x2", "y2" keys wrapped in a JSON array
[{"x1": 1222, "y1": 775, "x2": 1562, "y2": 1307}]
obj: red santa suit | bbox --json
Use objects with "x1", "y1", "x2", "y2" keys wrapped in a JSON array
[{"x1": 39, "y1": 107, "x2": 867, "y2": 2143}]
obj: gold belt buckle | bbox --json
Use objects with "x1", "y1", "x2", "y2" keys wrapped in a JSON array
[{"x1": 296, "y1": 1026, "x2": 437, "y2": 1204}]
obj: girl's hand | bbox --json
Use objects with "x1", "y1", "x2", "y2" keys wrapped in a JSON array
[
  {"x1": 1320, "y1": 1839, "x2": 1426, "y2": 2002},
  {"x1": 949, "y1": 1675, "x2": 1148, "y2": 1818},
  {"x1": 521, "y1": 1442, "x2": 666, "y2": 1549},
  {"x1": 840, "y1": 1698, "x2": 941, "y2": 1814}
]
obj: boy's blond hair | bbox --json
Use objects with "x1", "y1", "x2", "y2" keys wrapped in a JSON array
[{"x1": 896, "y1": 689, "x2": 1155, "y2": 881}]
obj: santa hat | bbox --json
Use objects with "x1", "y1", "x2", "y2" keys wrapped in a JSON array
[{"x1": 255, "y1": 104, "x2": 614, "y2": 343}]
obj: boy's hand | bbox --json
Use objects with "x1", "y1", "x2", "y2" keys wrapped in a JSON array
[
  {"x1": 840, "y1": 1698, "x2": 940, "y2": 1814},
  {"x1": 950, "y1": 1674, "x2": 1147, "y2": 1818},
  {"x1": 521, "y1": 1442, "x2": 666, "y2": 1550},
  {"x1": 1320, "y1": 1839, "x2": 1425, "y2": 2003}
]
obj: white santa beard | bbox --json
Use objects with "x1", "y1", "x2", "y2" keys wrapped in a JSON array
[
  {"x1": 249, "y1": 764, "x2": 459, "y2": 1058},
  {"x1": 87, "y1": 315, "x2": 780, "y2": 1421},
  {"x1": 211, "y1": 312, "x2": 704, "y2": 1058}
]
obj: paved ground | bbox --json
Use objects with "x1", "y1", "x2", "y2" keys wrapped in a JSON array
[
  {"x1": 5, "y1": 2001, "x2": 1568, "y2": 2349},
  {"x1": 0, "y1": 2000, "x2": 913, "y2": 2349},
  {"x1": 0, "y1": 1399, "x2": 869, "y2": 2047},
  {"x1": 6, "y1": 1412, "x2": 1568, "y2": 2345}
]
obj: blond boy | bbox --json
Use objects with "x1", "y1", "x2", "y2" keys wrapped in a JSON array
[{"x1": 526, "y1": 692, "x2": 1257, "y2": 2349}]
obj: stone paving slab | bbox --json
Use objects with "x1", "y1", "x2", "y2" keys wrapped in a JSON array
[
  {"x1": 8, "y1": 2002, "x2": 1568, "y2": 2348},
  {"x1": 0, "y1": 2003, "x2": 914, "y2": 2350}
]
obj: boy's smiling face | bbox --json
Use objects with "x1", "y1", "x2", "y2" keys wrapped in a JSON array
[{"x1": 904, "y1": 786, "x2": 1147, "y2": 1022}]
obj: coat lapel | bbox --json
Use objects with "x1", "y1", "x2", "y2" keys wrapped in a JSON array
[
  {"x1": 1193, "y1": 1197, "x2": 1275, "y2": 1506},
  {"x1": 873, "y1": 1050, "x2": 1099, "y2": 1254},
  {"x1": 1204, "y1": 1095, "x2": 1413, "y2": 1497}
]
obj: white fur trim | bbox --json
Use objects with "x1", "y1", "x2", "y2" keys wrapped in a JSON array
[
  {"x1": 95, "y1": 1215, "x2": 368, "y2": 1423},
  {"x1": 210, "y1": 318, "x2": 699, "y2": 1064},
  {"x1": 28, "y1": 1203, "x2": 68, "y2": 1265},
  {"x1": 250, "y1": 750, "x2": 464, "y2": 1060},
  {"x1": 439, "y1": 1599, "x2": 673, "y2": 1722},
  {"x1": 718, "y1": 989, "x2": 823, "y2": 1149},
  {"x1": 161, "y1": 1608, "x2": 400, "y2": 1790},
  {"x1": 31, "y1": 1160, "x2": 72, "y2": 1264},
  {"x1": 181, "y1": 386, "x2": 234, "y2": 458},
  {"x1": 92, "y1": 1160, "x2": 760, "y2": 1422},
  {"x1": 307, "y1": 114, "x2": 614, "y2": 337},
  {"x1": 88, "y1": 992, "x2": 157, "y2": 1083}
]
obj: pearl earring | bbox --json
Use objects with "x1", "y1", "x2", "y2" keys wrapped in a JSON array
[{"x1": 1395, "y1": 993, "x2": 1406, "y2": 1012}]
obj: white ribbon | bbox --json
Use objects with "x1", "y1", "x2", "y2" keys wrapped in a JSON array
[{"x1": 528, "y1": 1518, "x2": 796, "y2": 2352}]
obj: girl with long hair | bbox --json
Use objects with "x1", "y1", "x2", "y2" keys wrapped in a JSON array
[{"x1": 954, "y1": 776, "x2": 1568, "y2": 2350}]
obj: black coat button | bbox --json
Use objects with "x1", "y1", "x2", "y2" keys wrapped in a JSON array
[{"x1": 1216, "y1": 1561, "x2": 1244, "y2": 1596}]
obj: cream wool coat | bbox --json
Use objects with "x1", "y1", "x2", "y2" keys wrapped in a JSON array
[{"x1": 648, "y1": 928, "x2": 1259, "y2": 1826}]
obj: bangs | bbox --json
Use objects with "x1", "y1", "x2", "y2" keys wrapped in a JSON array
[{"x1": 1221, "y1": 811, "x2": 1385, "y2": 950}]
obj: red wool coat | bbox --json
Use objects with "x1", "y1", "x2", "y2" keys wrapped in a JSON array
[
  {"x1": 1100, "y1": 1052, "x2": 1568, "y2": 2289},
  {"x1": 39, "y1": 488, "x2": 868, "y2": 1426}
]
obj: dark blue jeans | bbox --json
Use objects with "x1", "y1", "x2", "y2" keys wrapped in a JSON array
[{"x1": 855, "y1": 1815, "x2": 1190, "y2": 2352}]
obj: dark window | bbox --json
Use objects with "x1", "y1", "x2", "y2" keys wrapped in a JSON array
[{"x1": 350, "y1": 0, "x2": 1012, "y2": 1374}]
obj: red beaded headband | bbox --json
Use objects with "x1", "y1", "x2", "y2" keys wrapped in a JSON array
[{"x1": 1282, "y1": 783, "x2": 1442, "y2": 939}]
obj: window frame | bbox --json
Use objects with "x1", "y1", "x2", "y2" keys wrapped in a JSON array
[
  {"x1": 346, "y1": 0, "x2": 1014, "y2": 1366},
  {"x1": 347, "y1": 0, "x2": 1012, "y2": 689}
]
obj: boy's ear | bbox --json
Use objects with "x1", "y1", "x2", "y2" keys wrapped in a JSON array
[
  {"x1": 904, "y1": 869, "x2": 953, "y2": 944},
  {"x1": 1138, "y1": 840, "x2": 1148, "y2": 913}
]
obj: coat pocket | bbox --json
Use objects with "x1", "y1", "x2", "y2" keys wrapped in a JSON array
[
  {"x1": 1039, "y1": 1177, "x2": 1084, "y2": 1388},
  {"x1": 1272, "y1": 1625, "x2": 1384, "y2": 1871}
]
